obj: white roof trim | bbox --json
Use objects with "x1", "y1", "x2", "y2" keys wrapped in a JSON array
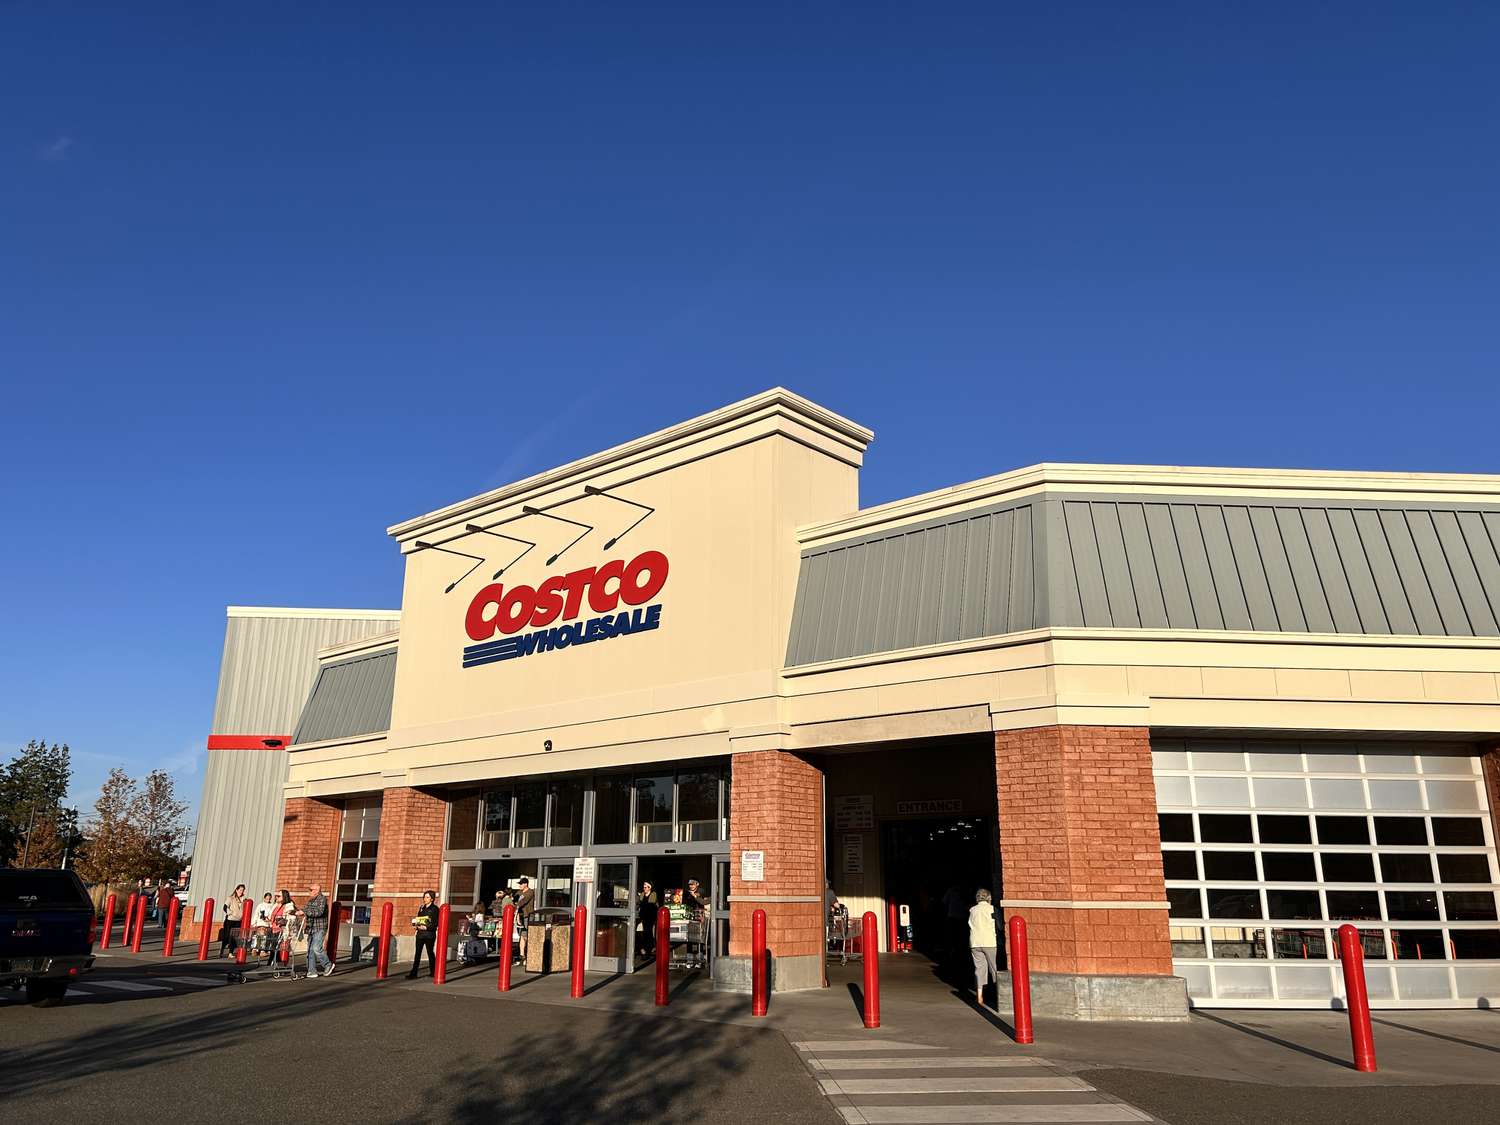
[{"x1": 226, "y1": 606, "x2": 401, "y2": 621}]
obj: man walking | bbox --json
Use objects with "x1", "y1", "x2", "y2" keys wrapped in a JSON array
[{"x1": 298, "y1": 882, "x2": 335, "y2": 978}]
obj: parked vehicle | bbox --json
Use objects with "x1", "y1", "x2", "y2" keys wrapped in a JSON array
[{"x1": 1, "y1": 868, "x2": 96, "y2": 1006}]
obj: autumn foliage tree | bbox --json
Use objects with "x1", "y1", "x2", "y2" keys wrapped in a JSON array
[{"x1": 75, "y1": 768, "x2": 146, "y2": 894}]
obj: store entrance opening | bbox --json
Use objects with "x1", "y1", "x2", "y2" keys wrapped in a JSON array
[
  {"x1": 636, "y1": 855, "x2": 712, "y2": 972},
  {"x1": 881, "y1": 815, "x2": 997, "y2": 964}
]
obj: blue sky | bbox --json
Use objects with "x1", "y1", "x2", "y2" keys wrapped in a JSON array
[{"x1": 2, "y1": 3, "x2": 1497, "y2": 821}]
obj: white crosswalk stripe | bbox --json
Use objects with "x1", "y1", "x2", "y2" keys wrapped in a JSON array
[
  {"x1": 84, "y1": 979, "x2": 170, "y2": 992},
  {"x1": 795, "y1": 1041, "x2": 1159, "y2": 1125},
  {"x1": 158, "y1": 976, "x2": 225, "y2": 987}
]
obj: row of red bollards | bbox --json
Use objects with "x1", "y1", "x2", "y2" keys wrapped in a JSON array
[{"x1": 107, "y1": 891, "x2": 1377, "y2": 1072}]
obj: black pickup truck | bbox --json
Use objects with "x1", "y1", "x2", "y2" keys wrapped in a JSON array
[{"x1": 1, "y1": 868, "x2": 96, "y2": 1005}]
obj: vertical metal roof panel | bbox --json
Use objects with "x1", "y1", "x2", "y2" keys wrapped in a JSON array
[
  {"x1": 784, "y1": 492, "x2": 1500, "y2": 666},
  {"x1": 291, "y1": 648, "x2": 398, "y2": 745},
  {"x1": 188, "y1": 748, "x2": 290, "y2": 911}
]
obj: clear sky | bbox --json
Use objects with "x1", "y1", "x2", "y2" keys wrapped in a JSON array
[{"x1": 3, "y1": 3, "x2": 1497, "y2": 821}]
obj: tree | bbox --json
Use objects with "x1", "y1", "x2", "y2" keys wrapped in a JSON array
[
  {"x1": 13, "y1": 814, "x2": 66, "y2": 868},
  {"x1": 131, "y1": 769, "x2": 188, "y2": 880},
  {"x1": 0, "y1": 740, "x2": 75, "y2": 864},
  {"x1": 75, "y1": 768, "x2": 144, "y2": 894}
]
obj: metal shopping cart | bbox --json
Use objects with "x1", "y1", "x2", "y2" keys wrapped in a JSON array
[
  {"x1": 826, "y1": 903, "x2": 854, "y2": 965},
  {"x1": 228, "y1": 915, "x2": 305, "y2": 984}
]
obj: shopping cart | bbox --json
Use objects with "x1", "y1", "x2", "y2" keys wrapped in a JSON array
[
  {"x1": 228, "y1": 915, "x2": 305, "y2": 984},
  {"x1": 826, "y1": 903, "x2": 857, "y2": 965}
]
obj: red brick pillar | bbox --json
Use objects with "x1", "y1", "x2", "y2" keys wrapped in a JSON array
[
  {"x1": 995, "y1": 725, "x2": 1172, "y2": 976},
  {"x1": 728, "y1": 749, "x2": 825, "y2": 991},
  {"x1": 370, "y1": 787, "x2": 446, "y2": 937},
  {"x1": 275, "y1": 796, "x2": 343, "y2": 896},
  {"x1": 1482, "y1": 742, "x2": 1500, "y2": 850}
]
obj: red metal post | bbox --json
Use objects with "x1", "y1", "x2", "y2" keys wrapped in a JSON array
[
  {"x1": 197, "y1": 898, "x2": 215, "y2": 961},
  {"x1": 234, "y1": 898, "x2": 253, "y2": 964},
  {"x1": 130, "y1": 895, "x2": 147, "y2": 952},
  {"x1": 655, "y1": 906, "x2": 670, "y2": 1006},
  {"x1": 751, "y1": 908, "x2": 768, "y2": 1017},
  {"x1": 861, "y1": 911, "x2": 881, "y2": 1028},
  {"x1": 433, "y1": 904, "x2": 451, "y2": 985},
  {"x1": 376, "y1": 901, "x2": 394, "y2": 980},
  {"x1": 887, "y1": 901, "x2": 898, "y2": 953},
  {"x1": 163, "y1": 897, "x2": 181, "y2": 957},
  {"x1": 1337, "y1": 924, "x2": 1378, "y2": 1072},
  {"x1": 570, "y1": 904, "x2": 587, "y2": 998},
  {"x1": 326, "y1": 901, "x2": 344, "y2": 963},
  {"x1": 101, "y1": 893, "x2": 117, "y2": 950},
  {"x1": 122, "y1": 893, "x2": 138, "y2": 947},
  {"x1": 1008, "y1": 915, "x2": 1034, "y2": 1045},
  {"x1": 497, "y1": 904, "x2": 516, "y2": 991}
]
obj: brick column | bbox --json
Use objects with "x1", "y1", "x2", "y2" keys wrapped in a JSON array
[
  {"x1": 1482, "y1": 742, "x2": 1500, "y2": 850},
  {"x1": 371, "y1": 787, "x2": 446, "y2": 936},
  {"x1": 274, "y1": 796, "x2": 343, "y2": 896},
  {"x1": 995, "y1": 725, "x2": 1172, "y2": 976},
  {"x1": 727, "y1": 749, "x2": 825, "y2": 991}
]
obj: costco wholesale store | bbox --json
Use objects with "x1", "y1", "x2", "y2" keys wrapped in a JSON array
[{"x1": 188, "y1": 389, "x2": 1500, "y2": 1017}]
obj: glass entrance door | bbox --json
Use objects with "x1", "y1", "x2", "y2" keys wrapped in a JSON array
[
  {"x1": 711, "y1": 858, "x2": 730, "y2": 971},
  {"x1": 590, "y1": 859, "x2": 637, "y2": 973}
]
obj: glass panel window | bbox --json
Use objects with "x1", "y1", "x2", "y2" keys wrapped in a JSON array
[
  {"x1": 1170, "y1": 926, "x2": 1206, "y2": 957},
  {"x1": 549, "y1": 779, "x2": 584, "y2": 847},
  {"x1": 1432, "y1": 818, "x2": 1486, "y2": 847},
  {"x1": 1273, "y1": 927, "x2": 1328, "y2": 958},
  {"x1": 1437, "y1": 855, "x2": 1493, "y2": 884},
  {"x1": 1261, "y1": 852, "x2": 1316, "y2": 881},
  {"x1": 1351, "y1": 929, "x2": 1388, "y2": 958},
  {"x1": 1385, "y1": 891, "x2": 1440, "y2": 920},
  {"x1": 1167, "y1": 887, "x2": 1203, "y2": 918},
  {"x1": 341, "y1": 841, "x2": 360, "y2": 860},
  {"x1": 1258, "y1": 815, "x2": 1312, "y2": 844},
  {"x1": 1368, "y1": 780, "x2": 1422, "y2": 810},
  {"x1": 1426, "y1": 780, "x2": 1481, "y2": 810},
  {"x1": 539, "y1": 865, "x2": 573, "y2": 912},
  {"x1": 338, "y1": 797, "x2": 381, "y2": 923},
  {"x1": 481, "y1": 789, "x2": 512, "y2": 849},
  {"x1": 1310, "y1": 779, "x2": 1365, "y2": 809},
  {"x1": 675, "y1": 769, "x2": 721, "y2": 842},
  {"x1": 1377, "y1": 854, "x2": 1433, "y2": 883},
  {"x1": 1391, "y1": 929, "x2": 1444, "y2": 959},
  {"x1": 1209, "y1": 925, "x2": 1267, "y2": 957},
  {"x1": 1374, "y1": 817, "x2": 1428, "y2": 846},
  {"x1": 1450, "y1": 930, "x2": 1500, "y2": 959},
  {"x1": 594, "y1": 862, "x2": 634, "y2": 911},
  {"x1": 1320, "y1": 853, "x2": 1376, "y2": 883},
  {"x1": 1253, "y1": 777, "x2": 1308, "y2": 808},
  {"x1": 1195, "y1": 777, "x2": 1251, "y2": 807},
  {"x1": 1315, "y1": 816, "x2": 1369, "y2": 845},
  {"x1": 1207, "y1": 889, "x2": 1263, "y2": 919},
  {"x1": 1161, "y1": 851, "x2": 1198, "y2": 879},
  {"x1": 1199, "y1": 814, "x2": 1253, "y2": 843},
  {"x1": 1326, "y1": 891, "x2": 1382, "y2": 920},
  {"x1": 592, "y1": 774, "x2": 631, "y2": 845},
  {"x1": 1265, "y1": 889, "x2": 1322, "y2": 919},
  {"x1": 515, "y1": 783, "x2": 546, "y2": 848},
  {"x1": 632, "y1": 773, "x2": 674, "y2": 844},
  {"x1": 1158, "y1": 813, "x2": 1194, "y2": 842},
  {"x1": 1444, "y1": 891, "x2": 1499, "y2": 921},
  {"x1": 1202, "y1": 852, "x2": 1257, "y2": 881}
]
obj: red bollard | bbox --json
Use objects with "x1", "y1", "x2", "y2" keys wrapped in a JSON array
[
  {"x1": 163, "y1": 897, "x2": 181, "y2": 957},
  {"x1": 234, "y1": 898, "x2": 253, "y2": 964},
  {"x1": 197, "y1": 898, "x2": 215, "y2": 961},
  {"x1": 655, "y1": 906, "x2": 670, "y2": 1006},
  {"x1": 887, "y1": 901, "x2": 898, "y2": 953},
  {"x1": 1337, "y1": 924, "x2": 1378, "y2": 1072},
  {"x1": 862, "y1": 911, "x2": 881, "y2": 1028},
  {"x1": 433, "y1": 904, "x2": 450, "y2": 985},
  {"x1": 497, "y1": 904, "x2": 516, "y2": 991},
  {"x1": 570, "y1": 904, "x2": 587, "y2": 999},
  {"x1": 751, "y1": 908, "x2": 768, "y2": 1017},
  {"x1": 1008, "y1": 915, "x2": 1034, "y2": 1045},
  {"x1": 376, "y1": 901, "x2": 394, "y2": 980},
  {"x1": 130, "y1": 895, "x2": 147, "y2": 952},
  {"x1": 101, "y1": 894, "x2": 117, "y2": 950},
  {"x1": 122, "y1": 894, "x2": 138, "y2": 947},
  {"x1": 326, "y1": 901, "x2": 344, "y2": 964}
]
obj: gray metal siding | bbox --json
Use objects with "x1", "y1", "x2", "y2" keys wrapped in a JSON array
[
  {"x1": 291, "y1": 648, "x2": 398, "y2": 745},
  {"x1": 785, "y1": 493, "x2": 1500, "y2": 665},
  {"x1": 188, "y1": 748, "x2": 291, "y2": 911},
  {"x1": 211, "y1": 612, "x2": 400, "y2": 734}
]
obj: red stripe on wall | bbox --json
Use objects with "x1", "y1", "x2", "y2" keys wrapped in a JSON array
[{"x1": 205, "y1": 735, "x2": 293, "y2": 750}]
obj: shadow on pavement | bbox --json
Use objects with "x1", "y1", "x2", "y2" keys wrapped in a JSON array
[
  {"x1": 1371, "y1": 1016, "x2": 1500, "y2": 1055},
  {"x1": 1194, "y1": 1009, "x2": 1353, "y2": 1070}
]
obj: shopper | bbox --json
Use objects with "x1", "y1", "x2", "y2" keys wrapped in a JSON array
[
  {"x1": 221, "y1": 883, "x2": 248, "y2": 958},
  {"x1": 638, "y1": 881, "x2": 658, "y2": 959},
  {"x1": 514, "y1": 877, "x2": 534, "y2": 961},
  {"x1": 269, "y1": 889, "x2": 293, "y2": 963},
  {"x1": 968, "y1": 888, "x2": 999, "y2": 1009},
  {"x1": 251, "y1": 892, "x2": 275, "y2": 958},
  {"x1": 407, "y1": 890, "x2": 440, "y2": 978},
  {"x1": 299, "y1": 882, "x2": 334, "y2": 978},
  {"x1": 156, "y1": 882, "x2": 175, "y2": 928}
]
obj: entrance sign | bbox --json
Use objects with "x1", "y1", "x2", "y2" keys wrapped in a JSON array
[
  {"x1": 842, "y1": 834, "x2": 864, "y2": 875},
  {"x1": 895, "y1": 799, "x2": 962, "y2": 816},
  {"x1": 834, "y1": 795, "x2": 874, "y2": 831},
  {"x1": 740, "y1": 850, "x2": 765, "y2": 882},
  {"x1": 572, "y1": 857, "x2": 597, "y2": 883}
]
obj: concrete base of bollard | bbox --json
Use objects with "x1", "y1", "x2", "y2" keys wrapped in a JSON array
[
  {"x1": 993, "y1": 971, "x2": 1190, "y2": 1021},
  {"x1": 713, "y1": 953, "x2": 823, "y2": 994}
]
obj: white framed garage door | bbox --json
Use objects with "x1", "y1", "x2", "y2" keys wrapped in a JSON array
[{"x1": 1153, "y1": 738, "x2": 1500, "y2": 1008}]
